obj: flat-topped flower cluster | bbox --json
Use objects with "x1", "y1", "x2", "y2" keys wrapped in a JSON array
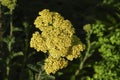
[{"x1": 30, "y1": 9, "x2": 85, "y2": 74}]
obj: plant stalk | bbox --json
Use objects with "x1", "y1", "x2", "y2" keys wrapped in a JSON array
[
  {"x1": 5, "y1": 11, "x2": 13, "y2": 80},
  {"x1": 75, "y1": 32, "x2": 91, "y2": 76}
]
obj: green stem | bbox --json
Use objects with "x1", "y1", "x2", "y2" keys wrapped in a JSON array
[
  {"x1": 37, "y1": 66, "x2": 44, "y2": 80},
  {"x1": 81, "y1": 33, "x2": 91, "y2": 69},
  {"x1": 8, "y1": 11, "x2": 13, "y2": 52},
  {"x1": 10, "y1": 11, "x2": 13, "y2": 37},
  {"x1": 10, "y1": 13, "x2": 13, "y2": 37},
  {"x1": 37, "y1": 70, "x2": 42, "y2": 80},
  {"x1": 75, "y1": 32, "x2": 91, "y2": 76},
  {"x1": 5, "y1": 10, "x2": 13, "y2": 80},
  {"x1": 0, "y1": 4, "x2": 10, "y2": 80},
  {"x1": 5, "y1": 58, "x2": 10, "y2": 80}
]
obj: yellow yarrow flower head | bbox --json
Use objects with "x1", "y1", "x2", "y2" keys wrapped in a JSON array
[
  {"x1": 66, "y1": 35, "x2": 85, "y2": 61},
  {"x1": 30, "y1": 9, "x2": 85, "y2": 74},
  {"x1": 67, "y1": 44, "x2": 85, "y2": 61},
  {"x1": 30, "y1": 31, "x2": 48, "y2": 53},
  {"x1": 44, "y1": 56, "x2": 68, "y2": 75}
]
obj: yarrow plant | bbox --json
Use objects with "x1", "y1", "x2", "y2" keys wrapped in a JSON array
[
  {"x1": 0, "y1": 0, "x2": 120, "y2": 80},
  {"x1": 30, "y1": 9, "x2": 85, "y2": 75}
]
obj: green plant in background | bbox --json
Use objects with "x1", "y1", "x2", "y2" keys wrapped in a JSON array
[
  {"x1": 79, "y1": 11, "x2": 120, "y2": 80},
  {"x1": 73, "y1": 0, "x2": 120, "y2": 79},
  {"x1": 88, "y1": 1, "x2": 120, "y2": 79},
  {"x1": 0, "y1": 1, "x2": 37, "y2": 79},
  {"x1": 0, "y1": 0, "x2": 18, "y2": 80},
  {"x1": 73, "y1": 21, "x2": 120, "y2": 80},
  {"x1": 90, "y1": 21, "x2": 120, "y2": 79}
]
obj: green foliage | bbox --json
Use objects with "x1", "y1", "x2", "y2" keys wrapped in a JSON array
[
  {"x1": 86, "y1": 5, "x2": 120, "y2": 79},
  {"x1": 76, "y1": 0, "x2": 120, "y2": 79},
  {"x1": 89, "y1": 21, "x2": 120, "y2": 79}
]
